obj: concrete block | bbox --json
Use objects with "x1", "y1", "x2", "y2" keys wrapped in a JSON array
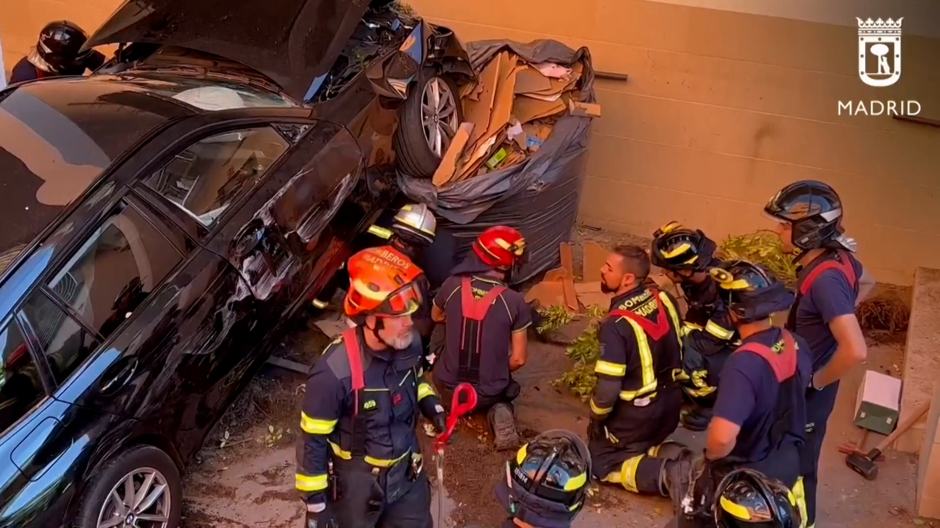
[
  {"x1": 897, "y1": 267, "x2": 940, "y2": 453},
  {"x1": 917, "y1": 386, "x2": 940, "y2": 517}
]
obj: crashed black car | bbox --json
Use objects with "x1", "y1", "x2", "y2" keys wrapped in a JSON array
[{"x1": 0, "y1": 1, "x2": 471, "y2": 527}]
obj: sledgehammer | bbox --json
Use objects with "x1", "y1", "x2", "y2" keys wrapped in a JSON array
[{"x1": 846, "y1": 401, "x2": 930, "y2": 481}]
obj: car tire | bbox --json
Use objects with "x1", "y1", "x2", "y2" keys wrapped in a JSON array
[
  {"x1": 394, "y1": 69, "x2": 463, "y2": 179},
  {"x1": 74, "y1": 445, "x2": 183, "y2": 528}
]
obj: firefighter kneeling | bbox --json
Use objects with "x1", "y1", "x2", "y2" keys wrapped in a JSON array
[
  {"x1": 669, "y1": 261, "x2": 811, "y2": 528},
  {"x1": 650, "y1": 222, "x2": 739, "y2": 431},
  {"x1": 296, "y1": 247, "x2": 448, "y2": 528},
  {"x1": 588, "y1": 245, "x2": 691, "y2": 498}
]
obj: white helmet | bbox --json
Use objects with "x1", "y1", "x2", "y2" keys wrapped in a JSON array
[{"x1": 391, "y1": 203, "x2": 436, "y2": 246}]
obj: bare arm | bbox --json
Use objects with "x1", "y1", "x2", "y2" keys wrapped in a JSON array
[
  {"x1": 813, "y1": 314, "x2": 867, "y2": 388},
  {"x1": 705, "y1": 417, "x2": 740, "y2": 460},
  {"x1": 509, "y1": 329, "x2": 528, "y2": 371},
  {"x1": 856, "y1": 269, "x2": 876, "y2": 307}
]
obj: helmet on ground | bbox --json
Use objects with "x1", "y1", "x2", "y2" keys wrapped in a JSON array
[
  {"x1": 391, "y1": 203, "x2": 437, "y2": 246},
  {"x1": 496, "y1": 430, "x2": 591, "y2": 528},
  {"x1": 714, "y1": 469, "x2": 802, "y2": 528},
  {"x1": 36, "y1": 21, "x2": 92, "y2": 73},
  {"x1": 710, "y1": 261, "x2": 794, "y2": 325},
  {"x1": 344, "y1": 247, "x2": 423, "y2": 318},
  {"x1": 651, "y1": 221, "x2": 717, "y2": 273},
  {"x1": 763, "y1": 180, "x2": 844, "y2": 251},
  {"x1": 473, "y1": 226, "x2": 526, "y2": 271}
]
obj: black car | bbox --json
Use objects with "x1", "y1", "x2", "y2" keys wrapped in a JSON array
[{"x1": 0, "y1": 1, "x2": 471, "y2": 526}]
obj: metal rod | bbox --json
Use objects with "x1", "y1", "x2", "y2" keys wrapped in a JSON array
[
  {"x1": 893, "y1": 115, "x2": 940, "y2": 128},
  {"x1": 595, "y1": 71, "x2": 629, "y2": 82}
]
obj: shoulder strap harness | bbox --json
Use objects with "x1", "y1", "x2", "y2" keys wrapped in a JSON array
[{"x1": 457, "y1": 276, "x2": 507, "y2": 384}]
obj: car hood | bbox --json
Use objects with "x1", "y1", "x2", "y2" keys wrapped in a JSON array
[{"x1": 85, "y1": 0, "x2": 371, "y2": 102}]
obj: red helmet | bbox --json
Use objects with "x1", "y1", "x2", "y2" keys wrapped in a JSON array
[
  {"x1": 472, "y1": 226, "x2": 526, "y2": 270},
  {"x1": 344, "y1": 247, "x2": 423, "y2": 318}
]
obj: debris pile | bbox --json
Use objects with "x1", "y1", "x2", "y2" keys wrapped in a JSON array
[{"x1": 432, "y1": 52, "x2": 601, "y2": 187}]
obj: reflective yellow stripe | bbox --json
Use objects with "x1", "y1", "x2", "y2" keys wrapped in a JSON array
[
  {"x1": 658, "y1": 292, "x2": 683, "y2": 349},
  {"x1": 295, "y1": 473, "x2": 328, "y2": 492},
  {"x1": 300, "y1": 413, "x2": 337, "y2": 435},
  {"x1": 590, "y1": 398, "x2": 613, "y2": 415},
  {"x1": 617, "y1": 316, "x2": 657, "y2": 402},
  {"x1": 595, "y1": 360, "x2": 627, "y2": 377},
  {"x1": 311, "y1": 298, "x2": 328, "y2": 309},
  {"x1": 367, "y1": 225, "x2": 393, "y2": 239},
  {"x1": 720, "y1": 496, "x2": 752, "y2": 520},
  {"x1": 328, "y1": 441, "x2": 410, "y2": 468},
  {"x1": 417, "y1": 382, "x2": 435, "y2": 401},
  {"x1": 705, "y1": 319, "x2": 734, "y2": 340},
  {"x1": 681, "y1": 322, "x2": 702, "y2": 337}
]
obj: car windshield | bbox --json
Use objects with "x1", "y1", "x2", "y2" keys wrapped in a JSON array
[
  {"x1": 100, "y1": 73, "x2": 298, "y2": 111},
  {"x1": 0, "y1": 77, "x2": 190, "y2": 274}
]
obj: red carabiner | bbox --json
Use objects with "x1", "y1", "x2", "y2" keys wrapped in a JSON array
[{"x1": 434, "y1": 383, "x2": 478, "y2": 451}]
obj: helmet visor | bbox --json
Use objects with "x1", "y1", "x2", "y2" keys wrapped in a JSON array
[{"x1": 375, "y1": 283, "x2": 421, "y2": 317}]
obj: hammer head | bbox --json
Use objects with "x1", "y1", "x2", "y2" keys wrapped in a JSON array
[{"x1": 846, "y1": 453, "x2": 879, "y2": 480}]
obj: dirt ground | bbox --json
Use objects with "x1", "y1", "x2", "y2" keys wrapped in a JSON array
[{"x1": 179, "y1": 227, "x2": 933, "y2": 528}]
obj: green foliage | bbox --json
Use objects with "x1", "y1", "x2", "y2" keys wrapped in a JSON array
[
  {"x1": 717, "y1": 230, "x2": 798, "y2": 287},
  {"x1": 554, "y1": 306, "x2": 606, "y2": 401},
  {"x1": 536, "y1": 305, "x2": 575, "y2": 335}
]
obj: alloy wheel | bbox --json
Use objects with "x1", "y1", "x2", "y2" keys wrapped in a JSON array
[
  {"x1": 96, "y1": 467, "x2": 172, "y2": 528},
  {"x1": 420, "y1": 77, "x2": 459, "y2": 158}
]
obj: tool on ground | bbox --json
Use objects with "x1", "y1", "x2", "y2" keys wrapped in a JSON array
[
  {"x1": 434, "y1": 383, "x2": 478, "y2": 526},
  {"x1": 846, "y1": 401, "x2": 930, "y2": 481},
  {"x1": 838, "y1": 429, "x2": 877, "y2": 458}
]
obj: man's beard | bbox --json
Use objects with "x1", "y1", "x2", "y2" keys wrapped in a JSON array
[
  {"x1": 382, "y1": 331, "x2": 414, "y2": 350},
  {"x1": 600, "y1": 281, "x2": 615, "y2": 294}
]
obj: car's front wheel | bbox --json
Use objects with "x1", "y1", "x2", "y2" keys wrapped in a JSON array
[
  {"x1": 394, "y1": 69, "x2": 463, "y2": 179},
  {"x1": 75, "y1": 445, "x2": 182, "y2": 528}
]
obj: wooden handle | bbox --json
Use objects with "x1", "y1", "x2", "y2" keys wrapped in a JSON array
[{"x1": 878, "y1": 401, "x2": 931, "y2": 451}]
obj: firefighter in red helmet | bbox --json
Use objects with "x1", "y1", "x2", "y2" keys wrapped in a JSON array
[{"x1": 430, "y1": 226, "x2": 532, "y2": 451}]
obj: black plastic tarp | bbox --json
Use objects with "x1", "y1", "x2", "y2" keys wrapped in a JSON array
[{"x1": 398, "y1": 39, "x2": 596, "y2": 284}]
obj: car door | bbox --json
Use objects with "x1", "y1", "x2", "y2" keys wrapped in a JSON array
[{"x1": 133, "y1": 123, "x2": 301, "y2": 447}]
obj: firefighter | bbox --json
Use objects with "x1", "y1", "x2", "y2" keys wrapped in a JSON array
[
  {"x1": 494, "y1": 430, "x2": 592, "y2": 528},
  {"x1": 588, "y1": 244, "x2": 691, "y2": 499},
  {"x1": 431, "y1": 225, "x2": 531, "y2": 451},
  {"x1": 9, "y1": 21, "x2": 106, "y2": 83},
  {"x1": 668, "y1": 261, "x2": 811, "y2": 528},
  {"x1": 297, "y1": 247, "x2": 448, "y2": 528},
  {"x1": 764, "y1": 180, "x2": 873, "y2": 528},
  {"x1": 651, "y1": 222, "x2": 739, "y2": 431}
]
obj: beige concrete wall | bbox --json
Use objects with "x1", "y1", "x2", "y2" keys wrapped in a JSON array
[
  {"x1": 409, "y1": 0, "x2": 940, "y2": 285},
  {"x1": 2, "y1": 0, "x2": 939, "y2": 284}
]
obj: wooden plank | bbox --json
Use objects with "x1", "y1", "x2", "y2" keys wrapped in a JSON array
[{"x1": 266, "y1": 356, "x2": 311, "y2": 375}]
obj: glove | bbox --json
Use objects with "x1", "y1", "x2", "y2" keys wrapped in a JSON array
[
  {"x1": 305, "y1": 501, "x2": 330, "y2": 528},
  {"x1": 433, "y1": 412, "x2": 448, "y2": 437},
  {"x1": 587, "y1": 419, "x2": 605, "y2": 441}
]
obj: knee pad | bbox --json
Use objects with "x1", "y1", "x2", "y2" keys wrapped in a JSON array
[{"x1": 648, "y1": 440, "x2": 690, "y2": 461}]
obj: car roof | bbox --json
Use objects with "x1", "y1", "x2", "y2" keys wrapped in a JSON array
[{"x1": 0, "y1": 76, "x2": 196, "y2": 272}]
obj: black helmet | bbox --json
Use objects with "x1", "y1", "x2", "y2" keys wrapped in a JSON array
[
  {"x1": 495, "y1": 430, "x2": 591, "y2": 528},
  {"x1": 391, "y1": 203, "x2": 436, "y2": 247},
  {"x1": 651, "y1": 221, "x2": 717, "y2": 273},
  {"x1": 763, "y1": 180, "x2": 845, "y2": 251},
  {"x1": 710, "y1": 261, "x2": 794, "y2": 325},
  {"x1": 714, "y1": 469, "x2": 803, "y2": 528},
  {"x1": 36, "y1": 21, "x2": 92, "y2": 73}
]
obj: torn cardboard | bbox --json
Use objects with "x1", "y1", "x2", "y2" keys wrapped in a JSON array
[
  {"x1": 512, "y1": 95, "x2": 566, "y2": 124},
  {"x1": 568, "y1": 99, "x2": 602, "y2": 117},
  {"x1": 432, "y1": 122, "x2": 474, "y2": 187},
  {"x1": 582, "y1": 241, "x2": 609, "y2": 282},
  {"x1": 514, "y1": 66, "x2": 553, "y2": 95},
  {"x1": 462, "y1": 52, "x2": 503, "y2": 149}
]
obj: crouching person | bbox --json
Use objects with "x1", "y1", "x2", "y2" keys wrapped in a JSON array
[
  {"x1": 669, "y1": 261, "x2": 811, "y2": 528},
  {"x1": 431, "y1": 226, "x2": 531, "y2": 451},
  {"x1": 650, "y1": 222, "x2": 739, "y2": 431},
  {"x1": 297, "y1": 248, "x2": 448, "y2": 528},
  {"x1": 588, "y1": 245, "x2": 691, "y2": 498}
]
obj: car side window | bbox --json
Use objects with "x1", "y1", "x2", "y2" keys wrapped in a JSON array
[
  {"x1": 41, "y1": 200, "x2": 184, "y2": 349},
  {"x1": 0, "y1": 321, "x2": 45, "y2": 434},
  {"x1": 20, "y1": 293, "x2": 99, "y2": 387},
  {"x1": 144, "y1": 127, "x2": 290, "y2": 227}
]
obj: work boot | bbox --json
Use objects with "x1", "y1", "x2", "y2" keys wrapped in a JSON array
[
  {"x1": 660, "y1": 451, "x2": 695, "y2": 515},
  {"x1": 487, "y1": 403, "x2": 519, "y2": 451},
  {"x1": 680, "y1": 405, "x2": 712, "y2": 432}
]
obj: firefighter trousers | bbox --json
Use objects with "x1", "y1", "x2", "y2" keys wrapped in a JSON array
[
  {"x1": 330, "y1": 460, "x2": 432, "y2": 528},
  {"x1": 799, "y1": 382, "x2": 839, "y2": 528},
  {"x1": 595, "y1": 440, "x2": 688, "y2": 495}
]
